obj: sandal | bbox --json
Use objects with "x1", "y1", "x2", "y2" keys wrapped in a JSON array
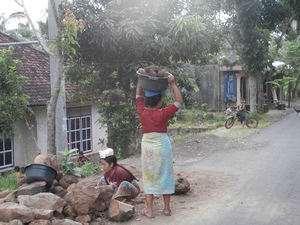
[
  {"x1": 162, "y1": 208, "x2": 172, "y2": 216},
  {"x1": 140, "y1": 208, "x2": 155, "y2": 218}
]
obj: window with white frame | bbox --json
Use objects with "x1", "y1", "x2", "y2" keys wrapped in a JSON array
[
  {"x1": 66, "y1": 106, "x2": 92, "y2": 153},
  {"x1": 0, "y1": 139, "x2": 14, "y2": 169}
]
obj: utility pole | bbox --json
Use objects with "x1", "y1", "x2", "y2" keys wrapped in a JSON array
[{"x1": 48, "y1": 0, "x2": 68, "y2": 156}]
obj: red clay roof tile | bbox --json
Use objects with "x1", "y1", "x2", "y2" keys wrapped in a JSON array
[{"x1": 0, "y1": 32, "x2": 75, "y2": 106}]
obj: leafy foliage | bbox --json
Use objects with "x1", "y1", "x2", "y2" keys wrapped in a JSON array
[
  {"x1": 59, "y1": 149, "x2": 82, "y2": 177},
  {"x1": 0, "y1": 12, "x2": 27, "y2": 33},
  {"x1": 0, "y1": 47, "x2": 33, "y2": 139},
  {"x1": 97, "y1": 88, "x2": 140, "y2": 157},
  {"x1": 224, "y1": 0, "x2": 271, "y2": 74},
  {"x1": 80, "y1": 162, "x2": 101, "y2": 178},
  {"x1": 63, "y1": 0, "x2": 220, "y2": 156}
]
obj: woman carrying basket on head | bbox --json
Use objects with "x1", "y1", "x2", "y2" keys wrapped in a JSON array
[{"x1": 136, "y1": 70, "x2": 183, "y2": 218}]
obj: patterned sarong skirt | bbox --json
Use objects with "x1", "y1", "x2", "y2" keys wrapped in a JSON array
[
  {"x1": 141, "y1": 132, "x2": 175, "y2": 194},
  {"x1": 99, "y1": 177, "x2": 140, "y2": 199}
]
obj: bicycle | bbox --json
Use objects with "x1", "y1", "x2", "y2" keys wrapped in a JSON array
[{"x1": 225, "y1": 108, "x2": 259, "y2": 129}]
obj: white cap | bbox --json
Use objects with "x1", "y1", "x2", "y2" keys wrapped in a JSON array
[{"x1": 98, "y1": 148, "x2": 114, "y2": 159}]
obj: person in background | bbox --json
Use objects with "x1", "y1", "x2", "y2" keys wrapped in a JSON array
[
  {"x1": 226, "y1": 103, "x2": 232, "y2": 118},
  {"x1": 98, "y1": 155, "x2": 140, "y2": 203},
  {"x1": 14, "y1": 166, "x2": 21, "y2": 178},
  {"x1": 77, "y1": 151, "x2": 90, "y2": 167},
  {"x1": 237, "y1": 97, "x2": 246, "y2": 128},
  {"x1": 136, "y1": 72, "x2": 183, "y2": 218},
  {"x1": 263, "y1": 92, "x2": 268, "y2": 104}
]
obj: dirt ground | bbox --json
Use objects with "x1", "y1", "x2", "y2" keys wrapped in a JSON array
[{"x1": 97, "y1": 104, "x2": 299, "y2": 225}]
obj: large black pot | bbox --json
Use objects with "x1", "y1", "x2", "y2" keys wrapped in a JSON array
[{"x1": 24, "y1": 163, "x2": 57, "y2": 188}]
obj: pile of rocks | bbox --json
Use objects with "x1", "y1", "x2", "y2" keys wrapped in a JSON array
[
  {"x1": 0, "y1": 154, "x2": 191, "y2": 224},
  {"x1": 0, "y1": 154, "x2": 133, "y2": 225}
]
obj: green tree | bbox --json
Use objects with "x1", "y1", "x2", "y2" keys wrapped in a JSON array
[
  {"x1": 0, "y1": 47, "x2": 32, "y2": 139},
  {"x1": 15, "y1": 0, "x2": 84, "y2": 155},
  {"x1": 271, "y1": 0, "x2": 300, "y2": 53},
  {"x1": 7, "y1": 22, "x2": 34, "y2": 40},
  {"x1": 269, "y1": 40, "x2": 300, "y2": 106},
  {"x1": 0, "y1": 12, "x2": 26, "y2": 33},
  {"x1": 64, "y1": 0, "x2": 221, "y2": 156},
  {"x1": 221, "y1": 1, "x2": 269, "y2": 111}
]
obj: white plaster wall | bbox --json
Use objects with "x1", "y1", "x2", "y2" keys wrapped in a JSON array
[
  {"x1": 5, "y1": 102, "x2": 107, "y2": 172},
  {"x1": 90, "y1": 102, "x2": 107, "y2": 152},
  {"x1": 32, "y1": 106, "x2": 48, "y2": 154},
  {"x1": 13, "y1": 115, "x2": 39, "y2": 167}
]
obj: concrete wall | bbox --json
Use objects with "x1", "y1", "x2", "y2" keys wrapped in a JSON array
[
  {"x1": 189, "y1": 65, "x2": 243, "y2": 112},
  {"x1": 33, "y1": 107, "x2": 47, "y2": 154},
  {"x1": 13, "y1": 116, "x2": 38, "y2": 167},
  {"x1": 188, "y1": 65, "x2": 222, "y2": 111}
]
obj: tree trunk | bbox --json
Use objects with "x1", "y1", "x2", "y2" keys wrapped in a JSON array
[
  {"x1": 248, "y1": 74, "x2": 257, "y2": 112},
  {"x1": 47, "y1": 57, "x2": 64, "y2": 155},
  {"x1": 271, "y1": 86, "x2": 278, "y2": 103},
  {"x1": 47, "y1": 0, "x2": 65, "y2": 155},
  {"x1": 287, "y1": 82, "x2": 292, "y2": 108},
  {"x1": 257, "y1": 72, "x2": 264, "y2": 112},
  {"x1": 291, "y1": 75, "x2": 300, "y2": 99}
]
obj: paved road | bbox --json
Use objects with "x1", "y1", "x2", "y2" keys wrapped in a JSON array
[{"x1": 179, "y1": 112, "x2": 300, "y2": 225}]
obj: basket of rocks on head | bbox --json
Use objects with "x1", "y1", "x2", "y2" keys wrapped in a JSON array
[{"x1": 137, "y1": 66, "x2": 170, "y2": 92}]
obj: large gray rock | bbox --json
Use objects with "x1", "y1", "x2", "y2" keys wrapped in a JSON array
[
  {"x1": 175, "y1": 177, "x2": 191, "y2": 195},
  {"x1": 64, "y1": 179, "x2": 113, "y2": 215},
  {"x1": 8, "y1": 220, "x2": 23, "y2": 225},
  {"x1": 59, "y1": 175, "x2": 78, "y2": 189},
  {"x1": 31, "y1": 208, "x2": 53, "y2": 220},
  {"x1": 0, "y1": 190, "x2": 10, "y2": 199},
  {"x1": 18, "y1": 192, "x2": 66, "y2": 214},
  {"x1": 17, "y1": 181, "x2": 47, "y2": 196},
  {"x1": 75, "y1": 214, "x2": 91, "y2": 224},
  {"x1": 28, "y1": 220, "x2": 51, "y2": 225},
  {"x1": 50, "y1": 186, "x2": 67, "y2": 198},
  {"x1": 34, "y1": 154, "x2": 62, "y2": 172},
  {"x1": 51, "y1": 218, "x2": 82, "y2": 225},
  {"x1": 108, "y1": 199, "x2": 135, "y2": 222},
  {"x1": 0, "y1": 202, "x2": 33, "y2": 223}
]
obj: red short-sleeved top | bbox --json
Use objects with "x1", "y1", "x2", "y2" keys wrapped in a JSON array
[
  {"x1": 104, "y1": 166, "x2": 133, "y2": 187},
  {"x1": 136, "y1": 96, "x2": 180, "y2": 133}
]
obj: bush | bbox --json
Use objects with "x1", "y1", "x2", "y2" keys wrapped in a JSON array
[
  {"x1": 80, "y1": 162, "x2": 101, "y2": 178},
  {"x1": 201, "y1": 103, "x2": 209, "y2": 112},
  {"x1": 59, "y1": 149, "x2": 82, "y2": 177}
]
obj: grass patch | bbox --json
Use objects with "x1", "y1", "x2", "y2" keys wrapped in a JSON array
[
  {"x1": 256, "y1": 120, "x2": 272, "y2": 129},
  {"x1": 0, "y1": 171, "x2": 19, "y2": 192},
  {"x1": 171, "y1": 108, "x2": 275, "y2": 131},
  {"x1": 170, "y1": 109, "x2": 228, "y2": 129}
]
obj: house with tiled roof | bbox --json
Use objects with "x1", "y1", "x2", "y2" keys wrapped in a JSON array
[{"x1": 0, "y1": 32, "x2": 107, "y2": 171}]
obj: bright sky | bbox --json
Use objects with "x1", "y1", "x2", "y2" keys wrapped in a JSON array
[{"x1": 0, "y1": 0, "x2": 48, "y2": 29}]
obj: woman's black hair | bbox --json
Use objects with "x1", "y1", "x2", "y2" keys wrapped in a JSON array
[
  {"x1": 103, "y1": 155, "x2": 138, "y2": 180},
  {"x1": 145, "y1": 94, "x2": 162, "y2": 107}
]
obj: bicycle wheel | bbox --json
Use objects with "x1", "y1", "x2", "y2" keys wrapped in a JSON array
[
  {"x1": 246, "y1": 117, "x2": 259, "y2": 128},
  {"x1": 225, "y1": 117, "x2": 234, "y2": 129}
]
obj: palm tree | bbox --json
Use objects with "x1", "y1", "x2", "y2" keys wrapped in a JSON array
[
  {"x1": 0, "y1": 12, "x2": 49, "y2": 44},
  {"x1": 6, "y1": 22, "x2": 34, "y2": 40},
  {"x1": 0, "y1": 12, "x2": 27, "y2": 33},
  {"x1": 37, "y1": 20, "x2": 49, "y2": 40}
]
